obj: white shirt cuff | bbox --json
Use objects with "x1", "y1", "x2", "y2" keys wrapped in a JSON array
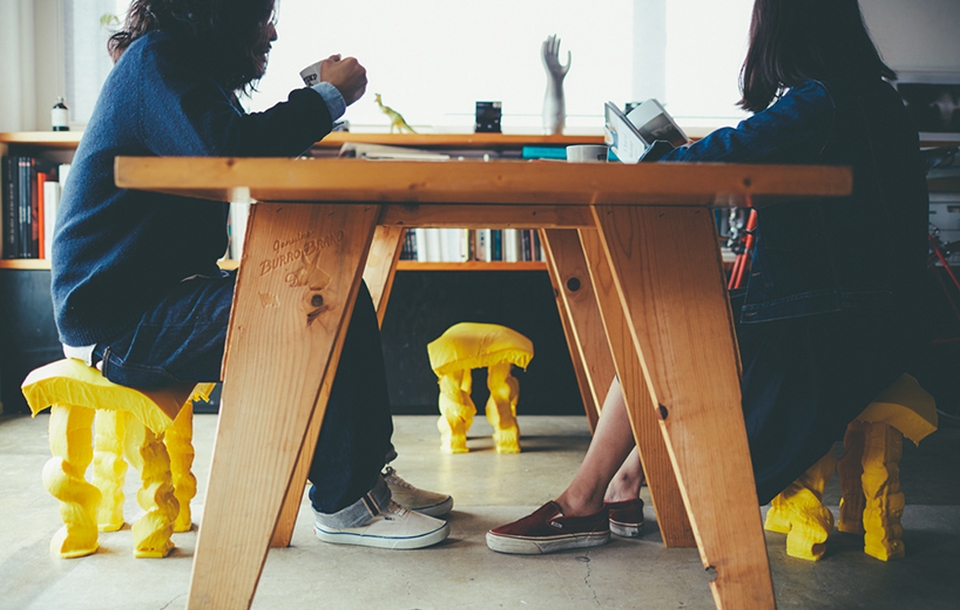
[{"x1": 311, "y1": 82, "x2": 346, "y2": 121}]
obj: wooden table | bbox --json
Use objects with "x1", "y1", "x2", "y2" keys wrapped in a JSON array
[{"x1": 115, "y1": 157, "x2": 851, "y2": 610}]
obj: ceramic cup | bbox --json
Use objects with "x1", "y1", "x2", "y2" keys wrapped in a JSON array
[
  {"x1": 566, "y1": 144, "x2": 609, "y2": 163},
  {"x1": 299, "y1": 61, "x2": 323, "y2": 87}
]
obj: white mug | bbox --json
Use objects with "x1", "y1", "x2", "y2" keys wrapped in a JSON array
[
  {"x1": 299, "y1": 61, "x2": 323, "y2": 87},
  {"x1": 566, "y1": 144, "x2": 608, "y2": 163}
]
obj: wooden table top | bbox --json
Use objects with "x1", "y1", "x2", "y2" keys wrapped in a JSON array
[{"x1": 114, "y1": 157, "x2": 852, "y2": 208}]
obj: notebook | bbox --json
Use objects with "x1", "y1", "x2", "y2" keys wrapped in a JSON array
[{"x1": 604, "y1": 99, "x2": 688, "y2": 163}]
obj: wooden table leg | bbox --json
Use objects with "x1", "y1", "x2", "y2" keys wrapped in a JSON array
[
  {"x1": 576, "y1": 227, "x2": 696, "y2": 548},
  {"x1": 363, "y1": 225, "x2": 406, "y2": 327},
  {"x1": 188, "y1": 202, "x2": 381, "y2": 609},
  {"x1": 270, "y1": 223, "x2": 404, "y2": 548},
  {"x1": 540, "y1": 229, "x2": 613, "y2": 431},
  {"x1": 593, "y1": 205, "x2": 774, "y2": 610}
]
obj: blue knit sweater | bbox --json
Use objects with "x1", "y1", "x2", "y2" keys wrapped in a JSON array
[{"x1": 52, "y1": 30, "x2": 333, "y2": 347}]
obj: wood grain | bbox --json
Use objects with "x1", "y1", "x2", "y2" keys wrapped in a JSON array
[
  {"x1": 189, "y1": 202, "x2": 380, "y2": 609},
  {"x1": 540, "y1": 231, "x2": 599, "y2": 431},
  {"x1": 363, "y1": 226, "x2": 406, "y2": 326},
  {"x1": 115, "y1": 157, "x2": 852, "y2": 208},
  {"x1": 593, "y1": 204, "x2": 773, "y2": 609},
  {"x1": 540, "y1": 229, "x2": 619, "y2": 431}
]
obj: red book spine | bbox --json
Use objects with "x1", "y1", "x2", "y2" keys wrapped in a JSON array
[{"x1": 36, "y1": 172, "x2": 46, "y2": 258}]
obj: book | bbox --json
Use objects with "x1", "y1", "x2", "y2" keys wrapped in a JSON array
[
  {"x1": 521, "y1": 146, "x2": 567, "y2": 160},
  {"x1": 604, "y1": 98, "x2": 688, "y2": 164},
  {"x1": 503, "y1": 229, "x2": 519, "y2": 263},
  {"x1": 520, "y1": 229, "x2": 532, "y2": 261},
  {"x1": 413, "y1": 228, "x2": 428, "y2": 262},
  {"x1": 491, "y1": 229, "x2": 503, "y2": 261},
  {"x1": 19, "y1": 157, "x2": 33, "y2": 257},
  {"x1": 337, "y1": 142, "x2": 450, "y2": 161},
  {"x1": 43, "y1": 179, "x2": 60, "y2": 260},
  {"x1": 474, "y1": 228, "x2": 492, "y2": 262},
  {"x1": 36, "y1": 171, "x2": 46, "y2": 258},
  {"x1": 459, "y1": 228, "x2": 471, "y2": 262},
  {"x1": 2, "y1": 156, "x2": 18, "y2": 259},
  {"x1": 399, "y1": 228, "x2": 417, "y2": 260},
  {"x1": 423, "y1": 228, "x2": 442, "y2": 262}
]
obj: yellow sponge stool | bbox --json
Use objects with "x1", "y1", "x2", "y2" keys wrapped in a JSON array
[
  {"x1": 427, "y1": 322, "x2": 534, "y2": 454},
  {"x1": 22, "y1": 359, "x2": 213, "y2": 558},
  {"x1": 765, "y1": 374, "x2": 937, "y2": 562}
]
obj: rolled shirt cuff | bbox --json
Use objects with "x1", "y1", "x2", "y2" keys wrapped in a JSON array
[{"x1": 311, "y1": 82, "x2": 346, "y2": 121}]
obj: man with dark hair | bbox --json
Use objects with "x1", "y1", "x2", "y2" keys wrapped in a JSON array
[{"x1": 52, "y1": 0, "x2": 452, "y2": 550}]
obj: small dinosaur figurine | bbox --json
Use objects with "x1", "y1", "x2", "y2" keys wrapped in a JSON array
[{"x1": 375, "y1": 93, "x2": 416, "y2": 133}]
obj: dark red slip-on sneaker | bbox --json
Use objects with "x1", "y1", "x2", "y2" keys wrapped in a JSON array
[
  {"x1": 486, "y1": 501, "x2": 610, "y2": 555},
  {"x1": 606, "y1": 498, "x2": 644, "y2": 538}
]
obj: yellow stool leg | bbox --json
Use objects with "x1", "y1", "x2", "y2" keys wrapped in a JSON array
[
  {"x1": 165, "y1": 403, "x2": 196, "y2": 532},
  {"x1": 837, "y1": 419, "x2": 866, "y2": 534},
  {"x1": 124, "y1": 418, "x2": 179, "y2": 558},
  {"x1": 861, "y1": 421, "x2": 906, "y2": 561},
  {"x1": 93, "y1": 409, "x2": 128, "y2": 532},
  {"x1": 763, "y1": 449, "x2": 836, "y2": 560},
  {"x1": 485, "y1": 362, "x2": 521, "y2": 454},
  {"x1": 436, "y1": 368, "x2": 475, "y2": 454},
  {"x1": 42, "y1": 403, "x2": 101, "y2": 558}
]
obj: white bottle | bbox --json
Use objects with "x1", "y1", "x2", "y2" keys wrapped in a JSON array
[{"x1": 52, "y1": 97, "x2": 70, "y2": 132}]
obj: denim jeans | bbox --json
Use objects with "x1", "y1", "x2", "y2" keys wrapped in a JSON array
[
  {"x1": 94, "y1": 271, "x2": 395, "y2": 520},
  {"x1": 731, "y1": 291, "x2": 918, "y2": 504}
]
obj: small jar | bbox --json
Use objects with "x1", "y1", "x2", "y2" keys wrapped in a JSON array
[{"x1": 52, "y1": 97, "x2": 70, "y2": 132}]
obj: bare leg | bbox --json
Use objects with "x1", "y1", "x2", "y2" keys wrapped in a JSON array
[
  {"x1": 605, "y1": 446, "x2": 644, "y2": 503},
  {"x1": 556, "y1": 377, "x2": 636, "y2": 516}
]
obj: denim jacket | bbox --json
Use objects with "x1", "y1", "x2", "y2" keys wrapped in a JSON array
[{"x1": 643, "y1": 78, "x2": 929, "y2": 323}]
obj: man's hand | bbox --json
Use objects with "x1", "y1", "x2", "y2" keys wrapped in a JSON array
[{"x1": 320, "y1": 54, "x2": 367, "y2": 106}]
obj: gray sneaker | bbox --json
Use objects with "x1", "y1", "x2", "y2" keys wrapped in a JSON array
[
  {"x1": 313, "y1": 500, "x2": 449, "y2": 550},
  {"x1": 383, "y1": 466, "x2": 454, "y2": 517}
]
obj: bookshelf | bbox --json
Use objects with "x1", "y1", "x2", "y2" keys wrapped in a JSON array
[
  {"x1": 0, "y1": 131, "x2": 597, "y2": 415},
  {"x1": 0, "y1": 131, "x2": 598, "y2": 270}
]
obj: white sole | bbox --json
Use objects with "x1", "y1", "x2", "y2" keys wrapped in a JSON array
[
  {"x1": 610, "y1": 520, "x2": 643, "y2": 538},
  {"x1": 485, "y1": 531, "x2": 609, "y2": 555},
  {"x1": 314, "y1": 521, "x2": 449, "y2": 550}
]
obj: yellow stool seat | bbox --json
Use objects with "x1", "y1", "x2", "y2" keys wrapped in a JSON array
[
  {"x1": 21, "y1": 358, "x2": 214, "y2": 558},
  {"x1": 427, "y1": 322, "x2": 534, "y2": 453},
  {"x1": 764, "y1": 374, "x2": 938, "y2": 561}
]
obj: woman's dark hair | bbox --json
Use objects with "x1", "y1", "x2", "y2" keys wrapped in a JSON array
[
  {"x1": 739, "y1": 0, "x2": 896, "y2": 113},
  {"x1": 108, "y1": 0, "x2": 276, "y2": 92}
]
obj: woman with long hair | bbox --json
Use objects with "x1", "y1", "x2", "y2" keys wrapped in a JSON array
[{"x1": 487, "y1": 0, "x2": 928, "y2": 555}]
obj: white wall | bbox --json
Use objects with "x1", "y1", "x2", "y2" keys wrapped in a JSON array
[{"x1": 862, "y1": 0, "x2": 960, "y2": 73}]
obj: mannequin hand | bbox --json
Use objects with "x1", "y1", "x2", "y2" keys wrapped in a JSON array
[
  {"x1": 541, "y1": 35, "x2": 571, "y2": 80},
  {"x1": 320, "y1": 54, "x2": 368, "y2": 106}
]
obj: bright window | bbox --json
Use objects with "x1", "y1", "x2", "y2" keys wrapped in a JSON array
[
  {"x1": 63, "y1": 1, "x2": 755, "y2": 132},
  {"x1": 63, "y1": 0, "x2": 129, "y2": 126},
  {"x1": 249, "y1": 0, "x2": 634, "y2": 132},
  {"x1": 664, "y1": 0, "x2": 754, "y2": 125}
]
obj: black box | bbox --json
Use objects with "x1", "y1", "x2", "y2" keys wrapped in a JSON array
[{"x1": 475, "y1": 101, "x2": 502, "y2": 133}]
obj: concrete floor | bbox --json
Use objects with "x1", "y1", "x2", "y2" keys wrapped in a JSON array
[{"x1": 1, "y1": 413, "x2": 958, "y2": 610}]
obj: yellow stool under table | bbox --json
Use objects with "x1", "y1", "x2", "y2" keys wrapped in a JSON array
[
  {"x1": 21, "y1": 358, "x2": 214, "y2": 558},
  {"x1": 427, "y1": 322, "x2": 534, "y2": 454},
  {"x1": 764, "y1": 373, "x2": 938, "y2": 561}
]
